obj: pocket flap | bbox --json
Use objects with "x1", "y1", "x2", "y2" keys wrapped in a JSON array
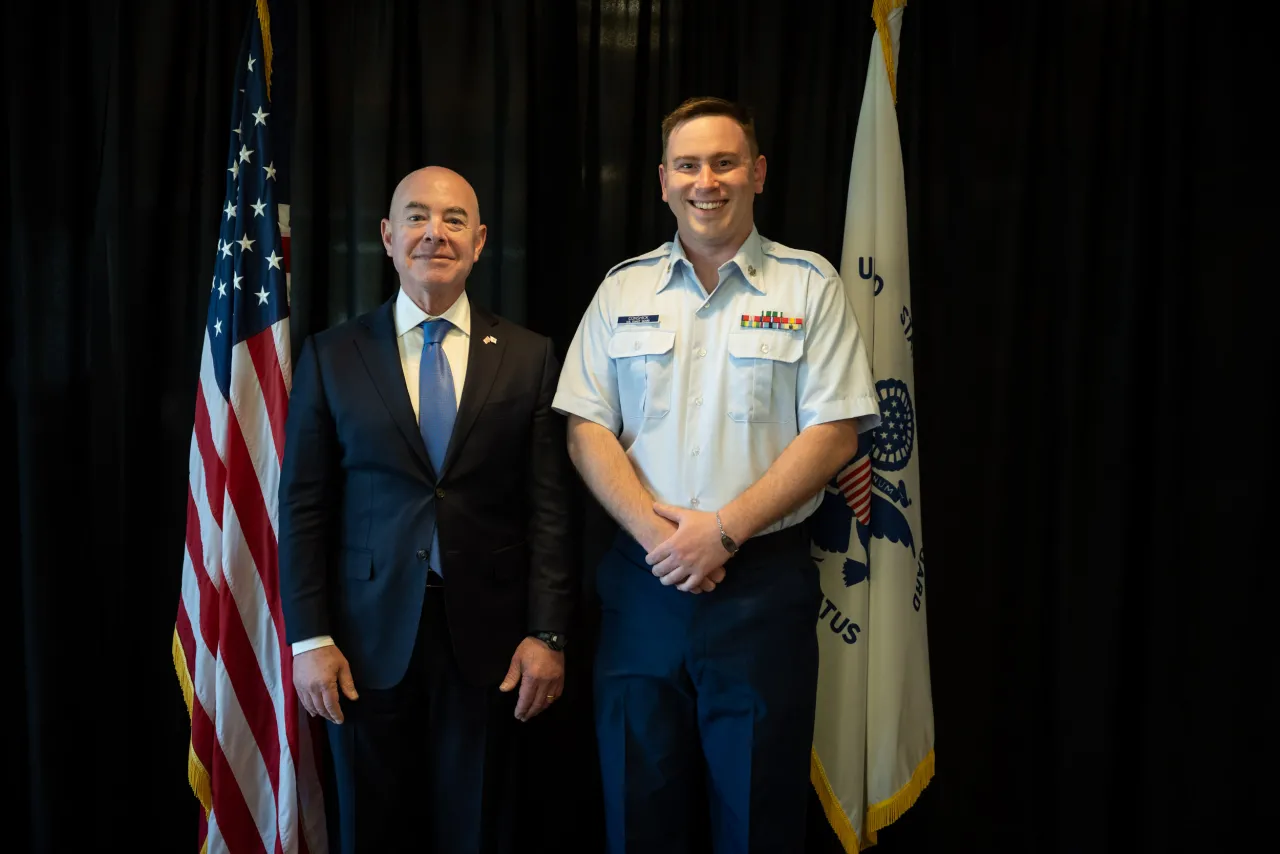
[
  {"x1": 608, "y1": 329, "x2": 676, "y2": 358},
  {"x1": 726, "y1": 331, "x2": 803, "y2": 363}
]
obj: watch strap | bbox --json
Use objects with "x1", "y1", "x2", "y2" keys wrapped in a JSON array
[
  {"x1": 531, "y1": 631, "x2": 567, "y2": 651},
  {"x1": 716, "y1": 511, "x2": 739, "y2": 555}
]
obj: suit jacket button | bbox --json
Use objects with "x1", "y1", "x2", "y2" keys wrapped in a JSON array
[
  {"x1": 416, "y1": 548, "x2": 428, "y2": 561},
  {"x1": 436, "y1": 487, "x2": 445, "y2": 499}
]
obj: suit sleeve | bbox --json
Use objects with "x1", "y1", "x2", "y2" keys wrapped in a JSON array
[
  {"x1": 525, "y1": 337, "x2": 574, "y2": 636},
  {"x1": 278, "y1": 335, "x2": 339, "y2": 644}
]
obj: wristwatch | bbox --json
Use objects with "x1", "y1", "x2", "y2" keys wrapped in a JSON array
[
  {"x1": 716, "y1": 511, "x2": 739, "y2": 556},
  {"x1": 531, "y1": 631, "x2": 567, "y2": 652}
]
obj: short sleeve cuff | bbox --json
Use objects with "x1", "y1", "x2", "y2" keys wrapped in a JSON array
[
  {"x1": 551, "y1": 392, "x2": 622, "y2": 435},
  {"x1": 798, "y1": 395, "x2": 882, "y2": 434}
]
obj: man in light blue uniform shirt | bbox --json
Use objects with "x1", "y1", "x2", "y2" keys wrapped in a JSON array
[{"x1": 552, "y1": 97, "x2": 881, "y2": 852}]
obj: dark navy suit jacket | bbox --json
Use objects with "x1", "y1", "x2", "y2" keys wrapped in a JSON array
[{"x1": 278, "y1": 295, "x2": 573, "y2": 689}]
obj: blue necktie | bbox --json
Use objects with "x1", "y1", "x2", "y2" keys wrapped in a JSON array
[{"x1": 419, "y1": 319, "x2": 456, "y2": 574}]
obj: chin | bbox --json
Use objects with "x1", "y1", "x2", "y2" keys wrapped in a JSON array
[{"x1": 690, "y1": 221, "x2": 728, "y2": 239}]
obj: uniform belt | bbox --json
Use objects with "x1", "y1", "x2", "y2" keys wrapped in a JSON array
[{"x1": 425, "y1": 570, "x2": 445, "y2": 588}]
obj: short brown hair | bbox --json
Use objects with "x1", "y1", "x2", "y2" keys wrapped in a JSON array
[{"x1": 661, "y1": 96, "x2": 760, "y2": 162}]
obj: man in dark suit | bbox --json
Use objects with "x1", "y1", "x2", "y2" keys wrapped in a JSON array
[{"x1": 278, "y1": 166, "x2": 574, "y2": 853}]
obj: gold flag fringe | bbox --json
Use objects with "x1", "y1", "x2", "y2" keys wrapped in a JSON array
[
  {"x1": 865, "y1": 749, "x2": 935, "y2": 844},
  {"x1": 812, "y1": 747, "x2": 864, "y2": 853},
  {"x1": 811, "y1": 746, "x2": 936, "y2": 852},
  {"x1": 173, "y1": 627, "x2": 214, "y2": 820}
]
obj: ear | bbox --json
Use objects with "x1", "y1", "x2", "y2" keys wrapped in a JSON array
[
  {"x1": 753, "y1": 154, "x2": 767, "y2": 194},
  {"x1": 658, "y1": 163, "x2": 668, "y2": 203},
  {"x1": 380, "y1": 219, "x2": 394, "y2": 256},
  {"x1": 473, "y1": 223, "x2": 488, "y2": 261}
]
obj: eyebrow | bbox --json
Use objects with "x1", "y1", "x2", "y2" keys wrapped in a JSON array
[
  {"x1": 401, "y1": 201, "x2": 469, "y2": 219},
  {"x1": 671, "y1": 151, "x2": 741, "y2": 162}
]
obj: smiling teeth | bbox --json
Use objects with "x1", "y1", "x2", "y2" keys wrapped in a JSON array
[{"x1": 692, "y1": 200, "x2": 726, "y2": 210}]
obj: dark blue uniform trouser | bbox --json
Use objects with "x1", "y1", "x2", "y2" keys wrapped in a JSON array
[{"x1": 595, "y1": 523, "x2": 821, "y2": 854}]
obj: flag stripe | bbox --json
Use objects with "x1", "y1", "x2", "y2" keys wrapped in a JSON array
[
  {"x1": 201, "y1": 333, "x2": 232, "y2": 462},
  {"x1": 222, "y1": 339, "x2": 314, "y2": 854},
  {"x1": 228, "y1": 338, "x2": 285, "y2": 596},
  {"x1": 272, "y1": 315, "x2": 293, "y2": 397},
  {"x1": 176, "y1": 525, "x2": 201, "y2": 689},
  {"x1": 185, "y1": 481, "x2": 221, "y2": 665},
  {"x1": 216, "y1": 501, "x2": 284, "y2": 799},
  {"x1": 194, "y1": 379, "x2": 227, "y2": 530},
  {"x1": 220, "y1": 502, "x2": 296, "y2": 853},
  {"x1": 213, "y1": 644, "x2": 282, "y2": 851},
  {"x1": 191, "y1": 398, "x2": 286, "y2": 848},
  {"x1": 210, "y1": 733, "x2": 272, "y2": 854},
  {"x1": 247, "y1": 325, "x2": 289, "y2": 476},
  {"x1": 225, "y1": 359, "x2": 287, "y2": 650},
  {"x1": 190, "y1": 503, "x2": 277, "y2": 839},
  {"x1": 839, "y1": 458, "x2": 874, "y2": 525},
  {"x1": 838, "y1": 459, "x2": 871, "y2": 487},
  {"x1": 231, "y1": 337, "x2": 284, "y2": 539}
]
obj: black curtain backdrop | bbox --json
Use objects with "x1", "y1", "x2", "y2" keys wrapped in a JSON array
[{"x1": 7, "y1": 1, "x2": 1271, "y2": 852}]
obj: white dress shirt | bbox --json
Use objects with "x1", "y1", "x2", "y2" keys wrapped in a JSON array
[
  {"x1": 552, "y1": 228, "x2": 880, "y2": 538},
  {"x1": 292, "y1": 287, "x2": 471, "y2": 656}
]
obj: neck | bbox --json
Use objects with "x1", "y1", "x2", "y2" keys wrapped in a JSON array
[
  {"x1": 680, "y1": 228, "x2": 751, "y2": 293},
  {"x1": 404, "y1": 282, "x2": 464, "y2": 317}
]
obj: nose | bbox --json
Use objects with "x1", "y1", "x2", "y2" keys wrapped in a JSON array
[
  {"x1": 694, "y1": 164, "x2": 719, "y2": 190},
  {"x1": 420, "y1": 216, "x2": 445, "y2": 242}
]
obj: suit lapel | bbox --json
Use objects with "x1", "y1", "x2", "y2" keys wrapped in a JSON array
[
  {"x1": 439, "y1": 306, "x2": 504, "y2": 480},
  {"x1": 353, "y1": 297, "x2": 435, "y2": 480}
]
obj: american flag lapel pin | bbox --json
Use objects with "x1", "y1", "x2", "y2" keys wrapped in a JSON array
[{"x1": 484, "y1": 335, "x2": 497, "y2": 344}]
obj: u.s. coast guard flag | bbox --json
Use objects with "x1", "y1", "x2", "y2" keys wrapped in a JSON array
[{"x1": 809, "y1": 1, "x2": 934, "y2": 850}]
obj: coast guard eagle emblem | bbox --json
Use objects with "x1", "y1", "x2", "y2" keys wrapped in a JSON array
[{"x1": 810, "y1": 378, "x2": 917, "y2": 587}]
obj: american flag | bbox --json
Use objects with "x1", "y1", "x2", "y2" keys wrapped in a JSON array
[
  {"x1": 172, "y1": 6, "x2": 327, "y2": 852},
  {"x1": 837, "y1": 455, "x2": 873, "y2": 526}
]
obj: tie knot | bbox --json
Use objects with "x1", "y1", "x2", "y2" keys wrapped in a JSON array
[{"x1": 421, "y1": 318, "x2": 451, "y2": 344}]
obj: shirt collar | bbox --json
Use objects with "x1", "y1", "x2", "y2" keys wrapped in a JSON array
[
  {"x1": 394, "y1": 287, "x2": 472, "y2": 338},
  {"x1": 657, "y1": 226, "x2": 767, "y2": 295}
]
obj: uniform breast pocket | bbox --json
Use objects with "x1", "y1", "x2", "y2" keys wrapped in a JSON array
[
  {"x1": 726, "y1": 331, "x2": 802, "y2": 423},
  {"x1": 608, "y1": 329, "x2": 676, "y2": 418}
]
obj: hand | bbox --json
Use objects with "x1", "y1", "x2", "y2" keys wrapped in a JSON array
[
  {"x1": 640, "y1": 514, "x2": 718, "y2": 592},
  {"x1": 293, "y1": 645, "x2": 358, "y2": 725},
  {"x1": 646, "y1": 503, "x2": 732, "y2": 593},
  {"x1": 637, "y1": 514, "x2": 678, "y2": 555},
  {"x1": 499, "y1": 637, "x2": 565, "y2": 722}
]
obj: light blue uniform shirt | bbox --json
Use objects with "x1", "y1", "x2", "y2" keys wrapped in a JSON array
[{"x1": 552, "y1": 227, "x2": 881, "y2": 537}]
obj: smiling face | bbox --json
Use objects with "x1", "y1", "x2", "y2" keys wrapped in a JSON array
[
  {"x1": 380, "y1": 167, "x2": 487, "y2": 299},
  {"x1": 658, "y1": 114, "x2": 766, "y2": 257}
]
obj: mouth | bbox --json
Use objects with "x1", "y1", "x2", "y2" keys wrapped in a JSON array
[
  {"x1": 688, "y1": 199, "x2": 728, "y2": 212},
  {"x1": 412, "y1": 254, "x2": 454, "y2": 262}
]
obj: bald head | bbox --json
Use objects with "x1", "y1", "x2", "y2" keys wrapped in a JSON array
[
  {"x1": 388, "y1": 166, "x2": 482, "y2": 225},
  {"x1": 381, "y1": 165, "x2": 489, "y2": 310}
]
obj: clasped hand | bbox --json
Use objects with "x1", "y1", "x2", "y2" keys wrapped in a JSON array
[{"x1": 645, "y1": 502, "x2": 731, "y2": 593}]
